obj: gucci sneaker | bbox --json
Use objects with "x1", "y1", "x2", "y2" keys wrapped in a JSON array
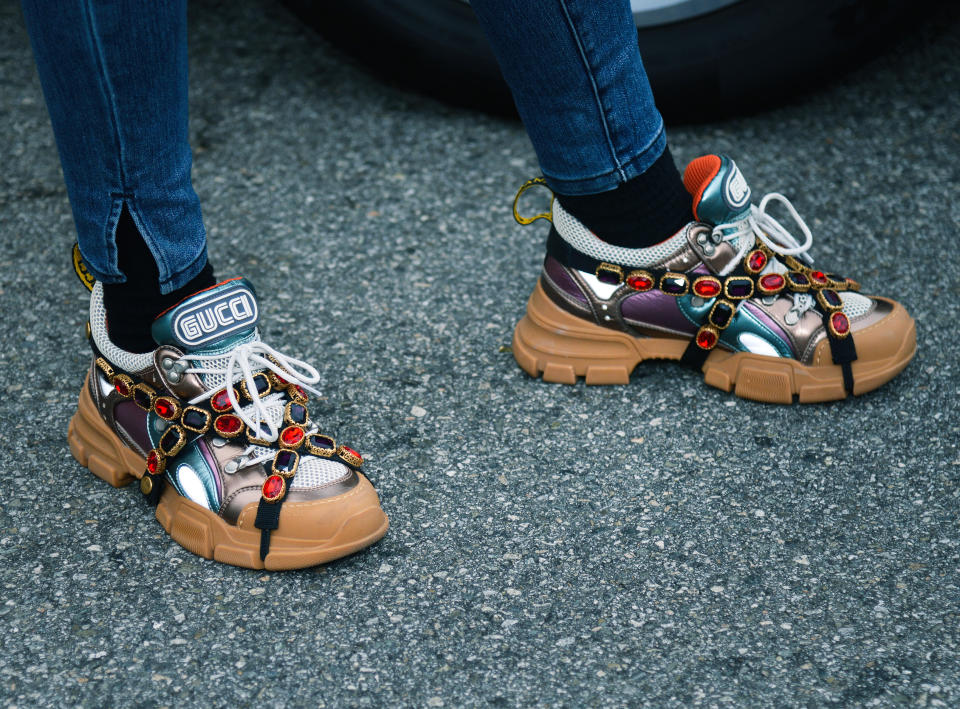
[
  {"x1": 511, "y1": 154, "x2": 916, "y2": 403},
  {"x1": 67, "y1": 277, "x2": 388, "y2": 569}
]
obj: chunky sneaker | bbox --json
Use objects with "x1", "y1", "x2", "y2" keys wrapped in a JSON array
[
  {"x1": 67, "y1": 277, "x2": 388, "y2": 569},
  {"x1": 511, "y1": 155, "x2": 916, "y2": 403}
]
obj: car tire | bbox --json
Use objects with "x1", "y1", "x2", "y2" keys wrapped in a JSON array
[{"x1": 284, "y1": 0, "x2": 918, "y2": 122}]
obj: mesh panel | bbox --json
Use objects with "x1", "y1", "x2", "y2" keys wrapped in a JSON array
[
  {"x1": 840, "y1": 291, "x2": 872, "y2": 319},
  {"x1": 244, "y1": 398, "x2": 350, "y2": 489},
  {"x1": 89, "y1": 283, "x2": 155, "y2": 372},
  {"x1": 553, "y1": 200, "x2": 690, "y2": 268},
  {"x1": 248, "y1": 444, "x2": 349, "y2": 489},
  {"x1": 242, "y1": 397, "x2": 285, "y2": 428},
  {"x1": 194, "y1": 332, "x2": 259, "y2": 390},
  {"x1": 290, "y1": 456, "x2": 351, "y2": 489}
]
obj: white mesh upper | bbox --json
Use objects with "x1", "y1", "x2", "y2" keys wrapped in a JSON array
[
  {"x1": 238, "y1": 397, "x2": 351, "y2": 489},
  {"x1": 289, "y1": 455, "x2": 351, "y2": 489},
  {"x1": 191, "y1": 335, "x2": 258, "y2": 390},
  {"x1": 89, "y1": 283, "x2": 155, "y2": 372},
  {"x1": 840, "y1": 291, "x2": 872, "y2": 319},
  {"x1": 553, "y1": 199, "x2": 690, "y2": 268}
]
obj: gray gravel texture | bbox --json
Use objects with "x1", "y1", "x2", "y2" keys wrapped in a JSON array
[{"x1": 2, "y1": 2, "x2": 959, "y2": 707}]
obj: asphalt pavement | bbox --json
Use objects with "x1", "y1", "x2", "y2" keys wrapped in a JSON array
[{"x1": 1, "y1": 2, "x2": 958, "y2": 706}]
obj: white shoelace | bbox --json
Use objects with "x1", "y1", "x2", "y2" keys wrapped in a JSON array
[
  {"x1": 183, "y1": 341, "x2": 322, "y2": 442},
  {"x1": 713, "y1": 192, "x2": 817, "y2": 318}
]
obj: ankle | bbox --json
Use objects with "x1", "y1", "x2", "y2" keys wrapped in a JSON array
[
  {"x1": 102, "y1": 206, "x2": 215, "y2": 353},
  {"x1": 103, "y1": 262, "x2": 215, "y2": 352},
  {"x1": 556, "y1": 146, "x2": 691, "y2": 249}
]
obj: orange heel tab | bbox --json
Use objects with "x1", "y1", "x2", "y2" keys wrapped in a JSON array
[{"x1": 683, "y1": 155, "x2": 723, "y2": 222}]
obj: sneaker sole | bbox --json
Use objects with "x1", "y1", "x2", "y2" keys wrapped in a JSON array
[
  {"x1": 513, "y1": 281, "x2": 916, "y2": 404},
  {"x1": 68, "y1": 376, "x2": 389, "y2": 569}
]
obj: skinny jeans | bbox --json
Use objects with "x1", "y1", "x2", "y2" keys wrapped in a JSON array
[{"x1": 22, "y1": 1, "x2": 665, "y2": 290}]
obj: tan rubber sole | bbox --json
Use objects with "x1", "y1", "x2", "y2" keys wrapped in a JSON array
[
  {"x1": 155, "y1": 480, "x2": 389, "y2": 571},
  {"x1": 68, "y1": 376, "x2": 145, "y2": 487},
  {"x1": 68, "y1": 376, "x2": 389, "y2": 569},
  {"x1": 513, "y1": 281, "x2": 917, "y2": 404}
]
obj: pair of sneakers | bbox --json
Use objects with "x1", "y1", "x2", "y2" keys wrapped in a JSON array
[{"x1": 69, "y1": 154, "x2": 916, "y2": 569}]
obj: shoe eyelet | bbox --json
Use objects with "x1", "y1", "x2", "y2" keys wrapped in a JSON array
[
  {"x1": 161, "y1": 357, "x2": 175, "y2": 370},
  {"x1": 784, "y1": 309, "x2": 801, "y2": 326},
  {"x1": 211, "y1": 437, "x2": 228, "y2": 448},
  {"x1": 224, "y1": 459, "x2": 241, "y2": 474}
]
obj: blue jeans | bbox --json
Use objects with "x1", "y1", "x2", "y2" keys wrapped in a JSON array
[
  {"x1": 22, "y1": 0, "x2": 662, "y2": 289},
  {"x1": 471, "y1": 0, "x2": 666, "y2": 195},
  {"x1": 21, "y1": 0, "x2": 206, "y2": 293}
]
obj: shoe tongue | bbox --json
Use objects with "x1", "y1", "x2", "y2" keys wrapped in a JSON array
[
  {"x1": 151, "y1": 277, "x2": 260, "y2": 353},
  {"x1": 683, "y1": 154, "x2": 752, "y2": 226}
]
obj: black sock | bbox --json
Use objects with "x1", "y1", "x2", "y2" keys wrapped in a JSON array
[
  {"x1": 102, "y1": 206, "x2": 215, "y2": 353},
  {"x1": 557, "y1": 146, "x2": 691, "y2": 249}
]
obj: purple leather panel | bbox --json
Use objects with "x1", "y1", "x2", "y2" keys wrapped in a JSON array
[
  {"x1": 114, "y1": 401, "x2": 150, "y2": 452},
  {"x1": 544, "y1": 256, "x2": 588, "y2": 303},
  {"x1": 621, "y1": 291, "x2": 697, "y2": 334},
  {"x1": 741, "y1": 302, "x2": 795, "y2": 355},
  {"x1": 197, "y1": 438, "x2": 223, "y2": 500}
]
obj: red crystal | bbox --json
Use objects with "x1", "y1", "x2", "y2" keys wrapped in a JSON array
[
  {"x1": 289, "y1": 385, "x2": 307, "y2": 401},
  {"x1": 280, "y1": 426, "x2": 305, "y2": 447},
  {"x1": 747, "y1": 251, "x2": 767, "y2": 272},
  {"x1": 114, "y1": 379, "x2": 131, "y2": 397},
  {"x1": 262, "y1": 475, "x2": 285, "y2": 502},
  {"x1": 759, "y1": 273, "x2": 785, "y2": 292},
  {"x1": 154, "y1": 397, "x2": 177, "y2": 419},
  {"x1": 341, "y1": 445, "x2": 363, "y2": 464},
  {"x1": 274, "y1": 373, "x2": 289, "y2": 386},
  {"x1": 146, "y1": 449, "x2": 162, "y2": 475},
  {"x1": 831, "y1": 312, "x2": 850, "y2": 335},
  {"x1": 693, "y1": 279, "x2": 721, "y2": 298},
  {"x1": 626, "y1": 274, "x2": 653, "y2": 291},
  {"x1": 211, "y1": 389, "x2": 233, "y2": 412},
  {"x1": 696, "y1": 329, "x2": 718, "y2": 349},
  {"x1": 214, "y1": 414, "x2": 243, "y2": 435},
  {"x1": 810, "y1": 270, "x2": 828, "y2": 285}
]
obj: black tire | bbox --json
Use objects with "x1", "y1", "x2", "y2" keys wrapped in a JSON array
[{"x1": 284, "y1": 0, "x2": 921, "y2": 122}]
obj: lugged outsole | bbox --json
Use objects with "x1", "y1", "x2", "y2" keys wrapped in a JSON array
[
  {"x1": 155, "y1": 480, "x2": 389, "y2": 571},
  {"x1": 68, "y1": 375, "x2": 389, "y2": 569},
  {"x1": 513, "y1": 281, "x2": 917, "y2": 404}
]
